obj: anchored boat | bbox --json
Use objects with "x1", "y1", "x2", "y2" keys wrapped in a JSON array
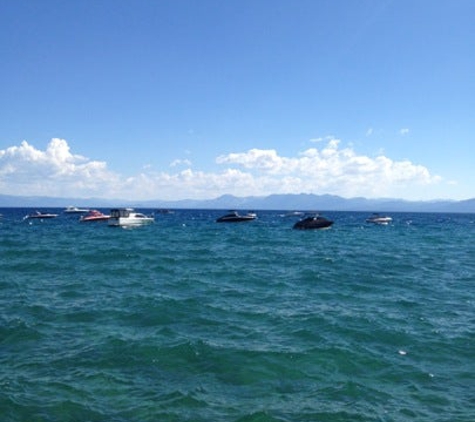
[
  {"x1": 108, "y1": 208, "x2": 154, "y2": 227},
  {"x1": 293, "y1": 214, "x2": 333, "y2": 230},
  {"x1": 216, "y1": 211, "x2": 257, "y2": 223}
]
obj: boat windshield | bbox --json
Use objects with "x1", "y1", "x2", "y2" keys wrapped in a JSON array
[{"x1": 110, "y1": 209, "x2": 131, "y2": 218}]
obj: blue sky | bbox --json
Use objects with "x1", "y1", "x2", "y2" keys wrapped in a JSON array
[{"x1": 1, "y1": 0, "x2": 473, "y2": 201}]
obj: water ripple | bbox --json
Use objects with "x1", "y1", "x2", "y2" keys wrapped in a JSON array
[{"x1": 1, "y1": 209, "x2": 474, "y2": 421}]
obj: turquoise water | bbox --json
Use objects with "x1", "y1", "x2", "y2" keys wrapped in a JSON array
[{"x1": 1, "y1": 209, "x2": 474, "y2": 422}]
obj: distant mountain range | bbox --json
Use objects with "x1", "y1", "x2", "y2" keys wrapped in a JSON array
[{"x1": 1, "y1": 193, "x2": 475, "y2": 213}]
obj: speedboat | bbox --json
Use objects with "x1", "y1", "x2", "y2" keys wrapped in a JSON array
[
  {"x1": 79, "y1": 209, "x2": 110, "y2": 222},
  {"x1": 64, "y1": 206, "x2": 89, "y2": 213},
  {"x1": 216, "y1": 210, "x2": 257, "y2": 223},
  {"x1": 108, "y1": 208, "x2": 154, "y2": 227},
  {"x1": 366, "y1": 213, "x2": 393, "y2": 225},
  {"x1": 283, "y1": 211, "x2": 305, "y2": 217},
  {"x1": 24, "y1": 211, "x2": 59, "y2": 220},
  {"x1": 293, "y1": 214, "x2": 333, "y2": 230}
]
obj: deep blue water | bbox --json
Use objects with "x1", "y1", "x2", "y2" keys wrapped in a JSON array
[{"x1": 1, "y1": 208, "x2": 474, "y2": 422}]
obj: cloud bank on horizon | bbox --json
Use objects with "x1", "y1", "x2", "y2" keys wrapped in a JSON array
[
  {"x1": 0, "y1": 137, "x2": 443, "y2": 201},
  {"x1": 0, "y1": 137, "x2": 442, "y2": 200}
]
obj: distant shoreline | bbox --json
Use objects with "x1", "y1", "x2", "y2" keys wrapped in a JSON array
[{"x1": 1, "y1": 192, "x2": 475, "y2": 215}]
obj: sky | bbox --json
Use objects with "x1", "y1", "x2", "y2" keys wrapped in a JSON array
[{"x1": 0, "y1": 0, "x2": 474, "y2": 202}]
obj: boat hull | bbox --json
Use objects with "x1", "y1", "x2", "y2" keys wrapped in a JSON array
[
  {"x1": 79, "y1": 210, "x2": 110, "y2": 222},
  {"x1": 216, "y1": 216, "x2": 256, "y2": 223},
  {"x1": 216, "y1": 211, "x2": 257, "y2": 223},
  {"x1": 293, "y1": 217, "x2": 333, "y2": 230},
  {"x1": 64, "y1": 206, "x2": 89, "y2": 213},
  {"x1": 108, "y1": 217, "x2": 154, "y2": 226},
  {"x1": 25, "y1": 213, "x2": 58, "y2": 219},
  {"x1": 366, "y1": 215, "x2": 393, "y2": 225}
]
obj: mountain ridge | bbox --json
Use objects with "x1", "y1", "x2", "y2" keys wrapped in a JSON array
[{"x1": 1, "y1": 193, "x2": 475, "y2": 213}]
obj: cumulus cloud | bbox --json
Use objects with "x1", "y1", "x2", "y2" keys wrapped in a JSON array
[
  {"x1": 169, "y1": 158, "x2": 192, "y2": 167},
  {"x1": 0, "y1": 138, "x2": 119, "y2": 197},
  {"x1": 215, "y1": 138, "x2": 441, "y2": 198},
  {"x1": 0, "y1": 137, "x2": 442, "y2": 200},
  {"x1": 217, "y1": 148, "x2": 298, "y2": 174}
]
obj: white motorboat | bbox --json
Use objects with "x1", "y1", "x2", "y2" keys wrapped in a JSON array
[
  {"x1": 108, "y1": 208, "x2": 154, "y2": 227},
  {"x1": 283, "y1": 211, "x2": 304, "y2": 217},
  {"x1": 366, "y1": 213, "x2": 393, "y2": 225},
  {"x1": 24, "y1": 211, "x2": 59, "y2": 220},
  {"x1": 64, "y1": 206, "x2": 89, "y2": 213}
]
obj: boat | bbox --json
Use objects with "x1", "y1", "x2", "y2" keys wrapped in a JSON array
[
  {"x1": 282, "y1": 211, "x2": 305, "y2": 217},
  {"x1": 366, "y1": 213, "x2": 393, "y2": 225},
  {"x1": 293, "y1": 214, "x2": 333, "y2": 230},
  {"x1": 79, "y1": 209, "x2": 110, "y2": 222},
  {"x1": 24, "y1": 211, "x2": 59, "y2": 220},
  {"x1": 64, "y1": 206, "x2": 89, "y2": 213},
  {"x1": 108, "y1": 208, "x2": 154, "y2": 227},
  {"x1": 216, "y1": 210, "x2": 257, "y2": 223}
]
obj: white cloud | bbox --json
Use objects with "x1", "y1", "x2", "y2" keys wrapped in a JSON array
[
  {"x1": 216, "y1": 148, "x2": 298, "y2": 174},
  {"x1": 0, "y1": 137, "x2": 442, "y2": 201},
  {"x1": 214, "y1": 137, "x2": 441, "y2": 198},
  {"x1": 310, "y1": 135, "x2": 335, "y2": 143},
  {"x1": 170, "y1": 158, "x2": 192, "y2": 167},
  {"x1": 0, "y1": 138, "x2": 119, "y2": 197},
  {"x1": 400, "y1": 128, "x2": 410, "y2": 135}
]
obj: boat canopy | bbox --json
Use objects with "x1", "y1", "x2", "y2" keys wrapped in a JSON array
[{"x1": 110, "y1": 208, "x2": 133, "y2": 218}]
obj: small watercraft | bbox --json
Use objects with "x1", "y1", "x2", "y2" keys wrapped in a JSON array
[
  {"x1": 366, "y1": 213, "x2": 393, "y2": 225},
  {"x1": 64, "y1": 206, "x2": 89, "y2": 213},
  {"x1": 293, "y1": 214, "x2": 333, "y2": 230},
  {"x1": 24, "y1": 211, "x2": 59, "y2": 220},
  {"x1": 79, "y1": 209, "x2": 110, "y2": 222},
  {"x1": 108, "y1": 208, "x2": 154, "y2": 227},
  {"x1": 282, "y1": 211, "x2": 305, "y2": 217},
  {"x1": 216, "y1": 211, "x2": 257, "y2": 223}
]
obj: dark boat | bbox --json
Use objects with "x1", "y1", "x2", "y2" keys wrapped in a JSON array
[
  {"x1": 216, "y1": 211, "x2": 257, "y2": 223},
  {"x1": 24, "y1": 211, "x2": 59, "y2": 220},
  {"x1": 293, "y1": 214, "x2": 333, "y2": 230}
]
